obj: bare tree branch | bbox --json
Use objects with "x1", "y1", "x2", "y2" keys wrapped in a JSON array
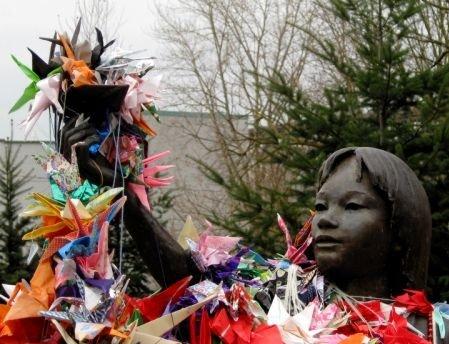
[{"x1": 153, "y1": 0, "x2": 312, "y2": 226}]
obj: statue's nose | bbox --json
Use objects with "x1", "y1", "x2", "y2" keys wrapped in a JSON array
[{"x1": 316, "y1": 213, "x2": 339, "y2": 230}]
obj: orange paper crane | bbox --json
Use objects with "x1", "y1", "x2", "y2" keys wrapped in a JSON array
[
  {"x1": 0, "y1": 260, "x2": 56, "y2": 342},
  {"x1": 59, "y1": 34, "x2": 96, "y2": 87}
]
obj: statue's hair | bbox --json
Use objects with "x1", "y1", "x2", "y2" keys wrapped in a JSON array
[{"x1": 317, "y1": 147, "x2": 432, "y2": 294}]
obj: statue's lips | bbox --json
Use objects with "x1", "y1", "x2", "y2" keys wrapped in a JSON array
[{"x1": 314, "y1": 235, "x2": 342, "y2": 248}]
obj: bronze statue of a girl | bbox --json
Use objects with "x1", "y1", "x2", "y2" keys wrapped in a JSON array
[
  {"x1": 63, "y1": 124, "x2": 443, "y2": 340},
  {"x1": 63, "y1": 123, "x2": 432, "y2": 295}
]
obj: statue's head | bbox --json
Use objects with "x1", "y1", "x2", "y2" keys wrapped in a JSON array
[{"x1": 312, "y1": 147, "x2": 431, "y2": 296}]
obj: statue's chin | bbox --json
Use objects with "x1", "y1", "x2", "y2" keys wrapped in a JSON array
[
  {"x1": 314, "y1": 245, "x2": 345, "y2": 275},
  {"x1": 314, "y1": 249, "x2": 355, "y2": 286},
  {"x1": 316, "y1": 251, "x2": 391, "y2": 298},
  {"x1": 316, "y1": 262, "x2": 344, "y2": 281}
]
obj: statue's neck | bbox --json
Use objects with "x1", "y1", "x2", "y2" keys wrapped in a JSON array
[{"x1": 332, "y1": 274, "x2": 390, "y2": 298}]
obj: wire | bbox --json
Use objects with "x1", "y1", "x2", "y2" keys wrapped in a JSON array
[
  {"x1": 117, "y1": 118, "x2": 126, "y2": 274},
  {"x1": 111, "y1": 113, "x2": 126, "y2": 273},
  {"x1": 57, "y1": 91, "x2": 68, "y2": 154}
]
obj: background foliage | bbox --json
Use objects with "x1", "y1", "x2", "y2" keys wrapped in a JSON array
[
  {"x1": 168, "y1": 0, "x2": 449, "y2": 300},
  {"x1": 0, "y1": 127, "x2": 35, "y2": 284}
]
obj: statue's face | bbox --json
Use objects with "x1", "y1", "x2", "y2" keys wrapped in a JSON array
[{"x1": 311, "y1": 156, "x2": 390, "y2": 281}]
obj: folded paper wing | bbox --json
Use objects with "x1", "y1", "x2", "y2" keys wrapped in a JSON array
[
  {"x1": 128, "y1": 332, "x2": 179, "y2": 344},
  {"x1": 132, "y1": 275, "x2": 192, "y2": 322},
  {"x1": 131, "y1": 285, "x2": 220, "y2": 343},
  {"x1": 177, "y1": 216, "x2": 200, "y2": 250}
]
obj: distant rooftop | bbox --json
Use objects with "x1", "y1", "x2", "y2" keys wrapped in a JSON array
[
  {"x1": 157, "y1": 110, "x2": 207, "y2": 117},
  {"x1": 2, "y1": 110, "x2": 248, "y2": 142},
  {"x1": 155, "y1": 110, "x2": 248, "y2": 118}
]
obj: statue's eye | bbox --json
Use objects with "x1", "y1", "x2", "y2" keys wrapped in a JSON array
[
  {"x1": 315, "y1": 203, "x2": 327, "y2": 212},
  {"x1": 345, "y1": 202, "x2": 364, "y2": 211}
]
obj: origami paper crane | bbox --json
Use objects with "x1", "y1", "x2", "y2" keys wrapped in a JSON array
[
  {"x1": 181, "y1": 219, "x2": 239, "y2": 272},
  {"x1": 210, "y1": 306, "x2": 283, "y2": 344},
  {"x1": 101, "y1": 135, "x2": 140, "y2": 166},
  {"x1": 393, "y1": 289, "x2": 433, "y2": 316},
  {"x1": 186, "y1": 224, "x2": 241, "y2": 272},
  {"x1": 29, "y1": 195, "x2": 126, "y2": 268},
  {"x1": 59, "y1": 34, "x2": 96, "y2": 87},
  {"x1": 28, "y1": 47, "x2": 58, "y2": 79},
  {"x1": 21, "y1": 188, "x2": 124, "y2": 241},
  {"x1": 40, "y1": 273, "x2": 116, "y2": 323},
  {"x1": 129, "y1": 285, "x2": 220, "y2": 344},
  {"x1": 177, "y1": 216, "x2": 200, "y2": 250},
  {"x1": 140, "y1": 150, "x2": 174, "y2": 188},
  {"x1": 130, "y1": 276, "x2": 192, "y2": 322},
  {"x1": 379, "y1": 308, "x2": 430, "y2": 344},
  {"x1": 19, "y1": 73, "x2": 63, "y2": 138},
  {"x1": 9, "y1": 51, "x2": 65, "y2": 139},
  {"x1": 197, "y1": 232, "x2": 241, "y2": 268},
  {"x1": 116, "y1": 73, "x2": 161, "y2": 136},
  {"x1": 434, "y1": 303, "x2": 449, "y2": 339},
  {"x1": 9, "y1": 55, "x2": 62, "y2": 114},
  {"x1": 189, "y1": 307, "x2": 211, "y2": 344},
  {"x1": 267, "y1": 295, "x2": 346, "y2": 344},
  {"x1": 97, "y1": 48, "x2": 156, "y2": 77},
  {"x1": 127, "y1": 150, "x2": 174, "y2": 211},
  {"x1": 8, "y1": 55, "x2": 41, "y2": 113},
  {"x1": 277, "y1": 213, "x2": 314, "y2": 265},
  {"x1": 42, "y1": 274, "x2": 130, "y2": 342},
  {"x1": 75, "y1": 222, "x2": 114, "y2": 280},
  {"x1": 34, "y1": 142, "x2": 84, "y2": 195},
  {"x1": 0, "y1": 260, "x2": 56, "y2": 342}
]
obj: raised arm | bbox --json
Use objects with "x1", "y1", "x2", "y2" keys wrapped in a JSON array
[
  {"x1": 122, "y1": 188, "x2": 195, "y2": 286},
  {"x1": 60, "y1": 119, "x2": 199, "y2": 287}
]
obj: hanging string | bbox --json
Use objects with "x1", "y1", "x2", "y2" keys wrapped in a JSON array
[
  {"x1": 110, "y1": 111, "x2": 171, "y2": 330},
  {"x1": 117, "y1": 118, "x2": 126, "y2": 274},
  {"x1": 48, "y1": 109, "x2": 53, "y2": 147},
  {"x1": 110, "y1": 113, "x2": 125, "y2": 273},
  {"x1": 57, "y1": 91, "x2": 68, "y2": 154},
  {"x1": 111, "y1": 113, "x2": 176, "y2": 333}
]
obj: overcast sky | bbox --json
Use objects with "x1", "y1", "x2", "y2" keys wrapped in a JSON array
[{"x1": 0, "y1": 0, "x2": 164, "y2": 140}]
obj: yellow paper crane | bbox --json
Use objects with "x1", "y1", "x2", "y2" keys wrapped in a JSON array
[{"x1": 22, "y1": 188, "x2": 124, "y2": 240}]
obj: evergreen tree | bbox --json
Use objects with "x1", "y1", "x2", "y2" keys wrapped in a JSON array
[
  {"x1": 0, "y1": 123, "x2": 33, "y2": 284},
  {"x1": 197, "y1": 0, "x2": 449, "y2": 299}
]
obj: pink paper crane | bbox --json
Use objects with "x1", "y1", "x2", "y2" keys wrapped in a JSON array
[{"x1": 128, "y1": 150, "x2": 174, "y2": 211}]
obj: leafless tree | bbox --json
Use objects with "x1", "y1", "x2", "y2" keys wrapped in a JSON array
[
  {"x1": 61, "y1": 0, "x2": 123, "y2": 43},
  {"x1": 153, "y1": 0, "x2": 314, "y2": 225},
  {"x1": 407, "y1": 0, "x2": 449, "y2": 69}
]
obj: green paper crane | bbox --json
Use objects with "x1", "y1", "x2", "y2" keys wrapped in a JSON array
[{"x1": 9, "y1": 55, "x2": 62, "y2": 114}]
